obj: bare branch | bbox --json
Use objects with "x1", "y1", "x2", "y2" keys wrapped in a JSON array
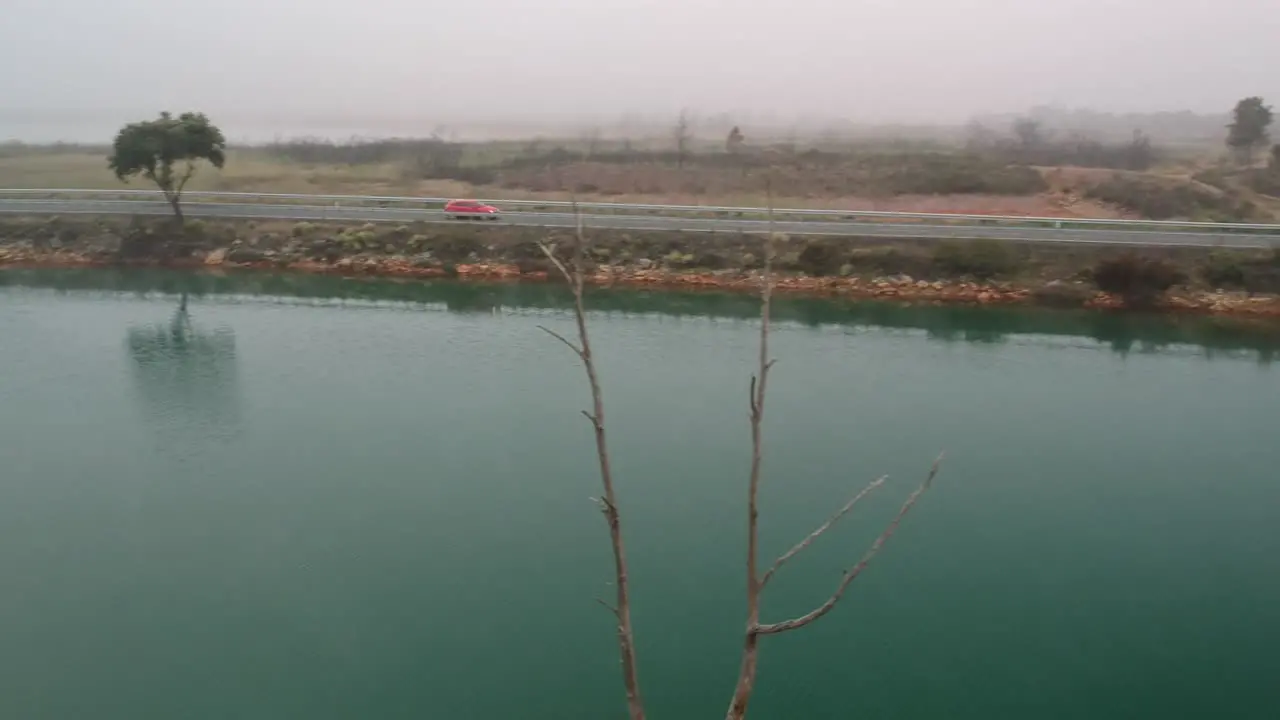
[
  {"x1": 754, "y1": 455, "x2": 943, "y2": 636},
  {"x1": 541, "y1": 208, "x2": 645, "y2": 720},
  {"x1": 725, "y1": 170, "x2": 945, "y2": 720},
  {"x1": 759, "y1": 475, "x2": 887, "y2": 589},
  {"x1": 595, "y1": 597, "x2": 621, "y2": 618},
  {"x1": 724, "y1": 178, "x2": 778, "y2": 720},
  {"x1": 538, "y1": 324, "x2": 584, "y2": 358},
  {"x1": 537, "y1": 240, "x2": 574, "y2": 286}
]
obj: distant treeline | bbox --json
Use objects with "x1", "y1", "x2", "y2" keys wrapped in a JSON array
[
  {"x1": 0, "y1": 140, "x2": 110, "y2": 158},
  {"x1": 259, "y1": 137, "x2": 1050, "y2": 196},
  {"x1": 965, "y1": 119, "x2": 1157, "y2": 171}
]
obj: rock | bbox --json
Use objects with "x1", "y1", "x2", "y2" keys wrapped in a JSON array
[
  {"x1": 1031, "y1": 280, "x2": 1093, "y2": 308},
  {"x1": 636, "y1": 258, "x2": 655, "y2": 270},
  {"x1": 916, "y1": 280, "x2": 931, "y2": 289},
  {"x1": 204, "y1": 248, "x2": 228, "y2": 265},
  {"x1": 977, "y1": 291, "x2": 994, "y2": 303}
]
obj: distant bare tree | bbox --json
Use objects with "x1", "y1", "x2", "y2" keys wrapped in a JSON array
[
  {"x1": 674, "y1": 109, "x2": 693, "y2": 168},
  {"x1": 539, "y1": 195, "x2": 945, "y2": 720},
  {"x1": 1125, "y1": 129, "x2": 1154, "y2": 172},
  {"x1": 584, "y1": 127, "x2": 603, "y2": 159},
  {"x1": 726, "y1": 125, "x2": 745, "y2": 154},
  {"x1": 1012, "y1": 117, "x2": 1045, "y2": 154},
  {"x1": 964, "y1": 120, "x2": 999, "y2": 151}
]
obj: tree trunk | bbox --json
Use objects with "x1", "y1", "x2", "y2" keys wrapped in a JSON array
[
  {"x1": 166, "y1": 192, "x2": 185, "y2": 226},
  {"x1": 725, "y1": 630, "x2": 759, "y2": 720}
]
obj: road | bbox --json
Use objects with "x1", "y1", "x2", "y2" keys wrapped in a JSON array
[{"x1": 1, "y1": 198, "x2": 1277, "y2": 249}]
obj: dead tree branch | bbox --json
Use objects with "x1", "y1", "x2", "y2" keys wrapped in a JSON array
[
  {"x1": 759, "y1": 475, "x2": 887, "y2": 590},
  {"x1": 537, "y1": 208, "x2": 646, "y2": 720},
  {"x1": 724, "y1": 178, "x2": 945, "y2": 720},
  {"x1": 755, "y1": 455, "x2": 943, "y2": 636}
]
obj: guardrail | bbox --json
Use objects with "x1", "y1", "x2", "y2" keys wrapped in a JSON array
[{"x1": 3, "y1": 187, "x2": 1279, "y2": 235}]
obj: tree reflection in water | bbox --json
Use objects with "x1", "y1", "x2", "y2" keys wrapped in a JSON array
[{"x1": 125, "y1": 293, "x2": 241, "y2": 450}]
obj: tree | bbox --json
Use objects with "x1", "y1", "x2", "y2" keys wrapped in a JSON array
[
  {"x1": 1226, "y1": 97, "x2": 1273, "y2": 165},
  {"x1": 583, "y1": 126, "x2": 603, "y2": 159},
  {"x1": 726, "y1": 125, "x2": 745, "y2": 154},
  {"x1": 109, "y1": 112, "x2": 226, "y2": 224},
  {"x1": 1012, "y1": 117, "x2": 1045, "y2": 154},
  {"x1": 674, "y1": 109, "x2": 693, "y2": 168},
  {"x1": 539, "y1": 198, "x2": 943, "y2": 720},
  {"x1": 963, "y1": 120, "x2": 999, "y2": 151},
  {"x1": 1125, "y1": 129, "x2": 1154, "y2": 171},
  {"x1": 537, "y1": 215, "x2": 644, "y2": 720}
]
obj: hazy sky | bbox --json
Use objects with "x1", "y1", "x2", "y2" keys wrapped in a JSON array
[{"x1": 2, "y1": 0, "x2": 1278, "y2": 136}]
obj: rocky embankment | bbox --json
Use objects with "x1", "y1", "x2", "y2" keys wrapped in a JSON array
[{"x1": 1, "y1": 216, "x2": 1278, "y2": 318}]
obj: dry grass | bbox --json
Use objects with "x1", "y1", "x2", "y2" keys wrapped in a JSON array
[{"x1": 2, "y1": 145, "x2": 1267, "y2": 221}]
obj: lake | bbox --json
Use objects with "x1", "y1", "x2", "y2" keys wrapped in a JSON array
[{"x1": 1, "y1": 269, "x2": 1278, "y2": 719}]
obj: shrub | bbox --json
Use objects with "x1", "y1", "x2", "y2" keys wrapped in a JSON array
[
  {"x1": 1201, "y1": 252, "x2": 1280, "y2": 293},
  {"x1": 1201, "y1": 253, "x2": 1248, "y2": 288},
  {"x1": 291, "y1": 222, "x2": 316, "y2": 238},
  {"x1": 795, "y1": 240, "x2": 844, "y2": 276},
  {"x1": 1191, "y1": 168, "x2": 1231, "y2": 191},
  {"x1": 663, "y1": 250, "x2": 696, "y2": 268},
  {"x1": 1243, "y1": 168, "x2": 1280, "y2": 197},
  {"x1": 1092, "y1": 254, "x2": 1184, "y2": 305},
  {"x1": 693, "y1": 251, "x2": 730, "y2": 269},
  {"x1": 931, "y1": 239, "x2": 1021, "y2": 279},
  {"x1": 425, "y1": 234, "x2": 481, "y2": 262},
  {"x1": 844, "y1": 246, "x2": 934, "y2": 278},
  {"x1": 1085, "y1": 177, "x2": 1255, "y2": 221},
  {"x1": 879, "y1": 154, "x2": 1047, "y2": 195},
  {"x1": 339, "y1": 230, "x2": 375, "y2": 249}
]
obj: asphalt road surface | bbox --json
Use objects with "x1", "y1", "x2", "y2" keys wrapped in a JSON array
[{"x1": 2, "y1": 198, "x2": 1277, "y2": 249}]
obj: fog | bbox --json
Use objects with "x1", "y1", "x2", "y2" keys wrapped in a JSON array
[{"x1": 2, "y1": 0, "x2": 1278, "y2": 141}]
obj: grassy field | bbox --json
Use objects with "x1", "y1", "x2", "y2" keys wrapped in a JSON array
[
  {"x1": 2, "y1": 138, "x2": 1277, "y2": 222},
  {"x1": 0, "y1": 146, "x2": 1116, "y2": 217}
]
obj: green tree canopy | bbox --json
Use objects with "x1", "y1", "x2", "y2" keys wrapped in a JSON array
[
  {"x1": 1226, "y1": 97, "x2": 1273, "y2": 164},
  {"x1": 108, "y1": 111, "x2": 226, "y2": 223}
]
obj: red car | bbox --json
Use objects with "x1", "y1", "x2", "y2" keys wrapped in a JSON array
[{"x1": 444, "y1": 199, "x2": 500, "y2": 221}]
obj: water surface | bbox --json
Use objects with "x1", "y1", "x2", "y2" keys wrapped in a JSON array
[{"x1": 1, "y1": 270, "x2": 1278, "y2": 719}]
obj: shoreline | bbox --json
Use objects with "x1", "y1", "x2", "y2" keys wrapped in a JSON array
[
  {"x1": 1, "y1": 216, "x2": 1278, "y2": 319},
  {"x1": 4, "y1": 248, "x2": 1280, "y2": 319}
]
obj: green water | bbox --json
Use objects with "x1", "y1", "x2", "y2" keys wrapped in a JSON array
[{"x1": 1, "y1": 269, "x2": 1278, "y2": 719}]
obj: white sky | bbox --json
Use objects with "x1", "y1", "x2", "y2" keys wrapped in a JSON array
[{"x1": 2, "y1": 0, "x2": 1277, "y2": 134}]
